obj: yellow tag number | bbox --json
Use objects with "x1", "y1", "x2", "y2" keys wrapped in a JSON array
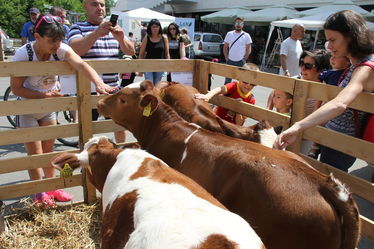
[
  {"x1": 143, "y1": 103, "x2": 152, "y2": 117},
  {"x1": 61, "y1": 163, "x2": 73, "y2": 178}
]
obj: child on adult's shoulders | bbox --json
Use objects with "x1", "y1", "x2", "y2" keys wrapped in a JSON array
[
  {"x1": 320, "y1": 55, "x2": 351, "y2": 86},
  {"x1": 195, "y1": 63, "x2": 258, "y2": 126}
]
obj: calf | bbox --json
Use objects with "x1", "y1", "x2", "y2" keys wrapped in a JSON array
[
  {"x1": 97, "y1": 80, "x2": 360, "y2": 249},
  {"x1": 155, "y1": 82, "x2": 278, "y2": 147},
  {"x1": 51, "y1": 137, "x2": 265, "y2": 249}
]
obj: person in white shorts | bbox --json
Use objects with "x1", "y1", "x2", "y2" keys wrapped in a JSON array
[{"x1": 11, "y1": 14, "x2": 115, "y2": 207}]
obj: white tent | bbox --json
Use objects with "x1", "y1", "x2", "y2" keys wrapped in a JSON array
[
  {"x1": 113, "y1": 8, "x2": 175, "y2": 41},
  {"x1": 201, "y1": 6, "x2": 254, "y2": 25},
  {"x1": 261, "y1": 12, "x2": 374, "y2": 70},
  {"x1": 299, "y1": 0, "x2": 374, "y2": 20},
  {"x1": 241, "y1": 5, "x2": 301, "y2": 24}
]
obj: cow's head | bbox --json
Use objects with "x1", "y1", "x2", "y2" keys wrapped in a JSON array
[
  {"x1": 51, "y1": 136, "x2": 128, "y2": 192},
  {"x1": 97, "y1": 80, "x2": 160, "y2": 131},
  {"x1": 250, "y1": 120, "x2": 281, "y2": 148}
]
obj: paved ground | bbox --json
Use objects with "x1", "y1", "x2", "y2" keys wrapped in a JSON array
[{"x1": 0, "y1": 59, "x2": 373, "y2": 247}]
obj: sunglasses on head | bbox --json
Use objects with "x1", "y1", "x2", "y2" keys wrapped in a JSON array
[
  {"x1": 34, "y1": 16, "x2": 62, "y2": 31},
  {"x1": 299, "y1": 60, "x2": 316, "y2": 70}
]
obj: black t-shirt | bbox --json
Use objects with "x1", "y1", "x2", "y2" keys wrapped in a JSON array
[
  {"x1": 169, "y1": 37, "x2": 183, "y2": 59},
  {"x1": 145, "y1": 36, "x2": 165, "y2": 59}
]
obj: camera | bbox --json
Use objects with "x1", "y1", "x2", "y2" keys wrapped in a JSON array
[{"x1": 109, "y1": 14, "x2": 118, "y2": 27}]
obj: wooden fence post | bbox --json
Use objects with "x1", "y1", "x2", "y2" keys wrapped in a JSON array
[
  {"x1": 193, "y1": 60, "x2": 210, "y2": 94},
  {"x1": 76, "y1": 72, "x2": 96, "y2": 203},
  {"x1": 288, "y1": 78, "x2": 309, "y2": 153}
]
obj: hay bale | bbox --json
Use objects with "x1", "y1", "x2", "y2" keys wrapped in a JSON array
[{"x1": 0, "y1": 198, "x2": 101, "y2": 249}]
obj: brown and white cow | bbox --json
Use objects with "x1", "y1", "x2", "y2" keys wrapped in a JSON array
[
  {"x1": 97, "y1": 80, "x2": 360, "y2": 249},
  {"x1": 155, "y1": 81, "x2": 279, "y2": 147},
  {"x1": 51, "y1": 137, "x2": 265, "y2": 249}
]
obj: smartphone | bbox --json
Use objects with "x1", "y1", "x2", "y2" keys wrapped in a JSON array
[{"x1": 109, "y1": 14, "x2": 118, "y2": 27}]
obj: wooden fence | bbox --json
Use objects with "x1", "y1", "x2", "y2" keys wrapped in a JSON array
[{"x1": 0, "y1": 59, "x2": 373, "y2": 243}]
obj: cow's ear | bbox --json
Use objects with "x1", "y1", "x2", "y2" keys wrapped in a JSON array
[
  {"x1": 140, "y1": 80, "x2": 154, "y2": 92},
  {"x1": 140, "y1": 94, "x2": 159, "y2": 116}
]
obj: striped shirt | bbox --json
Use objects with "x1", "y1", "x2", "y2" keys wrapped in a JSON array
[{"x1": 68, "y1": 21, "x2": 120, "y2": 86}]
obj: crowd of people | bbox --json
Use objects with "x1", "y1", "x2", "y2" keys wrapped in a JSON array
[{"x1": 13, "y1": 1, "x2": 374, "y2": 207}]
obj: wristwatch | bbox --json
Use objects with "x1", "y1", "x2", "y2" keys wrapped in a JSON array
[{"x1": 285, "y1": 69, "x2": 289, "y2": 73}]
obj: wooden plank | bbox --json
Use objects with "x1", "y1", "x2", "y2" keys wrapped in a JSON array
[
  {"x1": 361, "y1": 215, "x2": 374, "y2": 242},
  {"x1": 210, "y1": 95, "x2": 290, "y2": 129},
  {"x1": 193, "y1": 60, "x2": 201, "y2": 90},
  {"x1": 300, "y1": 154, "x2": 374, "y2": 203},
  {"x1": 92, "y1": 120, "x2": 124, "y2": 134},
  {"x1": 288, "y1": 78, "x2": 308, "y2": 153},
  {"x1": 308, "y1": 81, "x2": 374, "y2": 114},
  {"x1": 76, "y1": 72, "x2": 96, "y2": 203},
  {"x1": 87, "y1": 59, "x2": 194, "y2": 73},
  {"x1": 303, "y1": 126, "x2": 374, "y2": 165},
  {"x1": 0, "y1": 97, "x2": 77, "y2": 116},
  {"x1": 209, "y1": 63, "x2": 295, "y2": 93},
  {"x1": 197, "y1": 60, "x2": 209, "y2": 93},
  {"x1": 0, "y1": 123, "x2": 79, "y2": 146},
  {"x1": 0, "y1": 175, "x2": 82, "y2": 200},
  {"x1": 0, "y1": 149, "x2": 79, "y2": 174},
  {"x1": 0, "y1": 61, "x2": 74, "y2": 77}
]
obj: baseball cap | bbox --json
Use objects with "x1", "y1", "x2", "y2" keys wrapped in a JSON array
[{"x1": 29, "y1": 7, "x2": 40, "y2": 14}]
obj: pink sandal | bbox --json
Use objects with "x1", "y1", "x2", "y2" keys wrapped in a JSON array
[{"x1": 47, "y1": 189, "x2": 73, "y2": 202}]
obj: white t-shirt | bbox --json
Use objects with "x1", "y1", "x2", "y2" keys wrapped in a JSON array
[
  {"x1": 13, "y1": 42, "x2": 69, "y2": 96},
  {"x1": 279, "y1": 37, "x2": 303, "y2": 77},
  {"x1": 224, "y1": 30, "x2": 252, "y2": 61}
]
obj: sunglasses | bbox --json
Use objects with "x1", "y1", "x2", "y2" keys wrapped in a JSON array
[
  {"x1": 234, "y1": 22, "x2": 244, "y2": 26},
  {"x1": 169, "y1": 27, "x2": 176, "y2": 30},
  {"x1": 299, "y1": 60, "x2": 316, "y2": 70},
  {"x1": 35, "y1": 16, "x2": 62, "y2": 31}
]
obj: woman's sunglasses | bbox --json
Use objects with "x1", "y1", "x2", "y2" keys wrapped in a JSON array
[
  {"x1": 299, "y1": 60, "x2": 316, "y2": 70},
  {"x1": 35, "y1": 16, "x2": 62, "y2": 31},
  {"x1": 169, "y1": 27, "x2": 176, "y2": 30}
]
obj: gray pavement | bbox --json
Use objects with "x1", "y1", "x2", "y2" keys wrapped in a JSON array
[{"x1": 0, "y1": 63, "x2": 373, "y2": 248}]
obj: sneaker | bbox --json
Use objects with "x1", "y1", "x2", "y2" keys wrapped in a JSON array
[
  {"x1": 47, "y1": 189, "x2": 73, "y2": 202},
  {"x1": 34, "y1": 192, "x2": 56, "y2": 208},
  {"x1": 307, "y1": 148, "x2": 321, "y2": 159}
]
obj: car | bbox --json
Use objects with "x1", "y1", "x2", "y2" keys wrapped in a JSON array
[
  {"x1": 191, "y1": 32, "x2": 223, "y2": 60},
  {"x1": 0, "y1": 27, "x2": 15, "y2": 55}
]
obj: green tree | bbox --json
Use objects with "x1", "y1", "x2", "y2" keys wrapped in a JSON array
[{"x1": 0, "y1": 0, "x2": 117, "y2": 38}]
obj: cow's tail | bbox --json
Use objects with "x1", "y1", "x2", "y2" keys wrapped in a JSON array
[{"x1": 320, "y1": 174, "x2": 360, "y2": 249}]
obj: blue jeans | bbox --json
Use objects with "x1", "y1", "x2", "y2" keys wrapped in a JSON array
[
  {"x1": 320, "y1": 145, "x2": 356, "y2": 172},
  {"x1": 144, "y1": 72, "x2": 164, "y2": 84},
  {"x1": 224, "y1": 59, "x2": 245, "y2": 84}
]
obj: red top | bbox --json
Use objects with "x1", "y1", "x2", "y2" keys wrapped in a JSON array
[{"x1": 215, "y1": 82, "x2": 255, "y2": 124}]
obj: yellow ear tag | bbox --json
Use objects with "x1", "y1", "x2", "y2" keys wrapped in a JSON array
[
  {"x1": 143, "y1": 103, "x2": 152, "y2": 117},
  {"x1": 60, "y1": 163, "x2": 73, "y2": 178},
  {"x1": 160, "y1": 90, "x2": 165, "y2": 100}
]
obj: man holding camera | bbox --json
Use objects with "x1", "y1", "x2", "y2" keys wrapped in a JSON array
[{"x1": 68, "y1": 0, "x2": 134, "y2": 143}]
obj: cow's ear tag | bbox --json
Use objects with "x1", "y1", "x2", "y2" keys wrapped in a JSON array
[
  {"x1": 143, "y1": 103, "x2": 152, "y2": 117},
  {"x1": 60, "y1": 163, "x2": 73, "y2": 178}
]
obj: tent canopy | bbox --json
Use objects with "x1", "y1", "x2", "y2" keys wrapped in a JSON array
[
  {"x1": 201, "y1": 6, "x2": 254, "y2": 25},
  {"x1": 113, "y1": 8, "x2": 175, "y2": 41},
  {"x1": 241, "y1": 5, "x2": 301, "y2": 23},
  {"x1": 123, "y1": 7, "x2": 175, "y2": 21},
  {"x1": 299, "y1": 0, "x2": 374, "y2": 21},
  {"x1": 271, "y1": 12, "x2": 374, "y2": 30}
]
